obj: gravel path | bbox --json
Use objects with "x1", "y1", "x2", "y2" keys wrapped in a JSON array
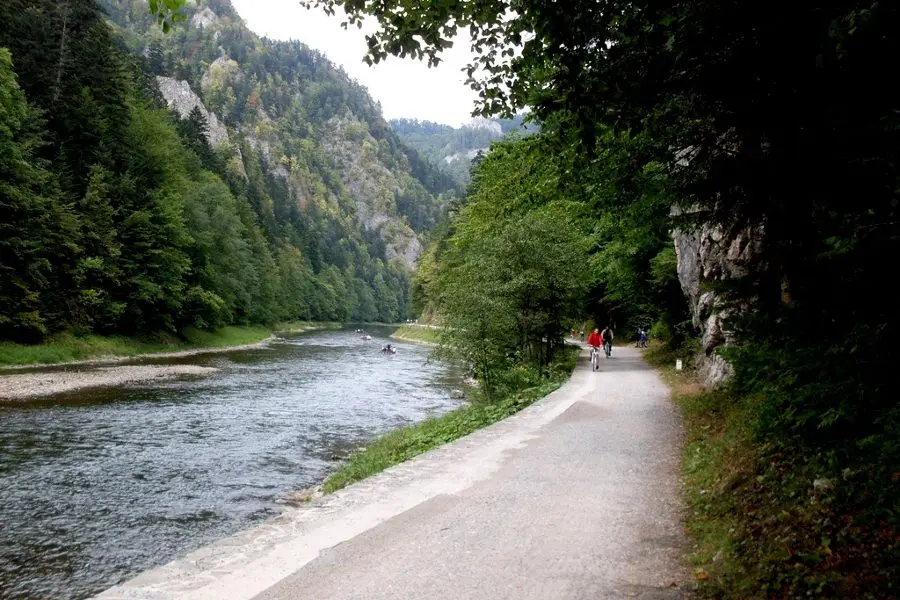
[
  {"x1": 93, "y1": 346, "x2": 687, "y2": 600},
  {"x1": 0, "y1": 365, "x2": 218, "y2": 401}
]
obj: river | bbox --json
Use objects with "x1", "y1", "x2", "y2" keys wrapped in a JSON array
[{"x1": 0, "y1": 327, "x2": 461, "y2": 600}]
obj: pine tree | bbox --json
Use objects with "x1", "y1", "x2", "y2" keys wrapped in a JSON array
[
  {"x1": 71, "y1": 166, "x2": 124, "y2": 329},
  {"x1": 176, "y1": 105, "x2": 219, "y2": 171},
  {"x1": 147, "y1": 40, "x2": 165, "y2": 76},
  {"x1": 0, "y1": 48, "x2": 75, "y2": 341}
]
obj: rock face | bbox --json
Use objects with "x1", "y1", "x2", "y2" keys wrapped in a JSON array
[
  {"x1": 321, "y1": 113, "x2": 424, "y2": 269},
  {"x1": 189, "y1": 7, "x2": 218, "y2": 29},
  {"x1": 155, "y1": 76, "x2": 230, "y2": 147},
  {"x1": 444, "y1": 148, "x2": 487, "y2": 164},
  {"x1": 673, "y1": 213, "x2": 764, "y2": 388},
  {"x1": 462, "y1": 117, "x2": 503, "y2": 136}
]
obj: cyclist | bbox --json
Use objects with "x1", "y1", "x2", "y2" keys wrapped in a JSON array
[
  {"x1": 586, "y1": 328, "x2": 602, "y2": 370},
  {"x1": 601, "y1": 325, "x2": 614, "y2": 357}
]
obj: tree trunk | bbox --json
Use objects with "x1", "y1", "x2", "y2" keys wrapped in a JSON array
[{"x1": 52, "y1": 0, "x2": 70, "y2": 105}]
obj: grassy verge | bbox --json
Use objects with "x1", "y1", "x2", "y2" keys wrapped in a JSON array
[
  {"x1": 0, "y1": 326, "x2": 273, "y2": 367},
  {"x1": 390, "y1": 324, "x2": 441, "y2": 345},
  {"x1": 645, "y1": 343, "x2": 759, "y2": 594},
  {"x1": 321, "y1": 346, "x2": 579, "y2": 494},
  {"x1": 645, "y1": 342, "x2": 900, "y2": 598},
  {"x1": 0, "y1": 322, "x2": 341, "y2": 367}
]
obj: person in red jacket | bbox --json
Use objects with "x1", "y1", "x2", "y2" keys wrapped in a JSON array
[{"x1": 586, "y1": 328, "x2": 603, "y2": 370}]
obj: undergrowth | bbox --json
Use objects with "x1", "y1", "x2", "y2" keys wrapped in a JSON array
[
  {"x1": 321, "y1": 346, "x2": 579, "y2": 493},
  {"x1": 646, "y1": 343, "x2": 900, "y2": 599}
]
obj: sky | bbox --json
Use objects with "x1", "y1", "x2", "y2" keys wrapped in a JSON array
[{"x1": 230, "y1": 0, "x2": 480, "y2": 127}]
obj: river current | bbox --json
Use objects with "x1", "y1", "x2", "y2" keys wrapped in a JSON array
[{"x1": 0, "y1": 326, "x2": 460, "y2": 600}]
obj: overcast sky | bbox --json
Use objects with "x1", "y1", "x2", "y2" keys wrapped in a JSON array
[{"x1": 230, "y1": 0, "x2": 479, "y2": 126}]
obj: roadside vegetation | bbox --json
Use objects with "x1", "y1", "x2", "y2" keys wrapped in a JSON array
[
  {"x1": 322, "y1": 346, "x2": 578, "y2": 493},
  {"x1": 647, "y1": 341, "x2": 900, "y2": 597}
]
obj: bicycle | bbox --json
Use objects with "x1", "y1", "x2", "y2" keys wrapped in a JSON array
[
  {"x1": 603, "y1": 339, "x2": 612, "y2": 358},
  {"x1": 590, "y1": 346, "x2": 601, "y2": 371}
]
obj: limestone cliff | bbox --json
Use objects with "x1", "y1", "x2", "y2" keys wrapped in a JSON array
[
  {"x1": 155, "y1": 76, "x2": 230, "y2": 147},
  {"x1": 673, "y1": 212, "x2": 765, "y2": 388},
  {"x1": 321, "y1": 113, "x2": 424, "y2": 269}
]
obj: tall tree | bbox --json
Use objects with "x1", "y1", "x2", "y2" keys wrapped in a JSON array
[{"x1": 0, "y1": 48, "x2": 74, "y2": 341}]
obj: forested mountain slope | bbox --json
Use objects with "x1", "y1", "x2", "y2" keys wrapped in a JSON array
[
  {"x1": 0, "y1": 0, "x2": 455, "y2": 342},
  {"x1": 390, "y1": 116, "x2": 535, "y2": 185}
]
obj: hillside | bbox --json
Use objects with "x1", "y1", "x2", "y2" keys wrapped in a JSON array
[
  {"x1": 0, "y1": 0, "x2": 456, "y2": 342},
  {"x1": 390, "y1": 115, "x2": 536, "y2": 185}
]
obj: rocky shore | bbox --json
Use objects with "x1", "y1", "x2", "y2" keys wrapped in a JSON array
[{"x1": 0, "y1": 365, "x2": 219, "y2": 401}]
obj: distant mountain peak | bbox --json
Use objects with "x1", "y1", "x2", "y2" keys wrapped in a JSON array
[
  {"x1": 462, "y1": 117, "x2": 502, "y2": 135},
  {"x1": 390, "y1": 113, "x2": 535, "y2": 185}
]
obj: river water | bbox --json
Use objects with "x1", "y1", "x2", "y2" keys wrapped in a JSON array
[{"x1": 0, "y1": 327, "x2": 461, "y2": 600}]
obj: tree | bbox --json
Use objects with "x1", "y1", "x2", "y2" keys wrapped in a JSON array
[
  {"x1": 176, "y1": 105, "x2": 220, "y2": 171},
  {"x1": 71, "y1": 166, "x2": 125, "y2": 329},
  {"x1": 429, "y1": 137, "x2": 589, "y2": 393},
  {"x1": 147, "y1": 39, "x2": 166, "y2": 76},
  {"x1": 181, "y1": 172, "x2": 255, "y2": 327},
  {"x1": 0, "y1": 48, "x2": 74, "y2": 341}
]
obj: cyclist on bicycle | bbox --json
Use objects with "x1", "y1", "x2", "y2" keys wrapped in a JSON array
[
  {"x1": 587, "y1": 328, "x2": 602, "y2": 369},
  {"x1": 601, "y1": 325, "x2": 614, "y2": 356}
]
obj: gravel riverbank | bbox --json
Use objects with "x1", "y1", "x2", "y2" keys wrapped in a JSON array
[{"x1": 0, "y1": 365, "x2": 219, "y2": 401}]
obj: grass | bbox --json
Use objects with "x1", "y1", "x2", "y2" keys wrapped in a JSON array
[
  {"x1": 645, "y1": 342, "x2": 900, "y2": 598},
  {"x1": 0, "y1": 322, "x2": 353, "y2": 367},
  {"x1": 390, "y1": 324, "x2": 441, "y2": 345},
  {"x1": 321, "y1": 347, "x2": 579, "y2": 494},
  {"x1": 0, "y1": 326, "x2": 274, "y2": 367},
  {"x1": 644, "y1": 342, "x2": 765, "y2": 594}
]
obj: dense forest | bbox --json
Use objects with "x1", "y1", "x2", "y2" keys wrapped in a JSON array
[
  {"x1": 0, "y1": 0, "x2": 455, "y2": 343},
  {"x1": 299, "y1": 0, "x2": 900, "y2": 596}
]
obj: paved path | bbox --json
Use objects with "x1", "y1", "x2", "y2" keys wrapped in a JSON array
[{"x1": 95, "y1": 347, "x2": 687, "y2": 600}]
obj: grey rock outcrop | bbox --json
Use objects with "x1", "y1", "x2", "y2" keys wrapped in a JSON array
[
  {"x1": 673, "y1": 210, "x2": 764, "y2": 388},
  {"x1": 321, "y1": 113, "x2": 423, "y2": 269},
  {"x1": 189, "y1": 7, "x2": 218, "y2": 29},
  {"x1": 155, "y1": 76, "x2": 230, "y2": 148}
]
